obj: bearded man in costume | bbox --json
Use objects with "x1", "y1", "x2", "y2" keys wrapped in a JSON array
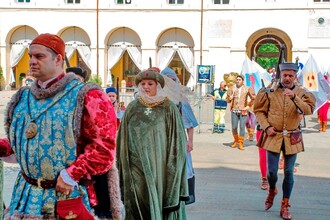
[
  {"x1": 117, "y1": 69, "x2": 189, "y2": 219},
  {"x1": 0, "y1": 33, "x2": 124, "y2": 219}
]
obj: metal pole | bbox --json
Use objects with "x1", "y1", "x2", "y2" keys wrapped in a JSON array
[
  {"x1": 200, "y1": 0, "x2": 203, "y2": 65},
  {"x1": 198, "y1": 90, "x2": 201, "y2": 134},
  {"x1": 96, "y1": 0, "x2": 99, "y2": 77},
  {"x1": 197, "y1": 0, "x2": 204, "y2": 133}
]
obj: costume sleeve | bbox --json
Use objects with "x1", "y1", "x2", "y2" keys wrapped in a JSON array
[
  {"x1": 181, "y1": 102, "x2": 198, "y2": 129},
  {"x1": 292, "y1": 91, "x2": 315, "y2": 116},
  {"x1": 226, "y1": 87, "x2": 233, "y2": 103},
  {"x1": 0, "y1": 138, "x2": 14, "y2": 157},
  {"x1": 253, "y1": 92, "x2": 271, "y2": 130},
  {"x1": 66, "y1": 90, "x2": 117, "y2": 181}
]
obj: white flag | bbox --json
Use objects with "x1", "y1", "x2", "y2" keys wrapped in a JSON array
[{"x1": 298, "y1": 54, "x2": 330, "y2": 113}]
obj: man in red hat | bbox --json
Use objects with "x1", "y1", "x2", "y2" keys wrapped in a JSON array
[{"x1": 0, "y1": 33, "x2": 124, "y2": 219}]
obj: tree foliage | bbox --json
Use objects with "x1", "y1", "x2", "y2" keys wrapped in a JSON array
[
  {"x1": 87, "y1": 74, "x2": 103, "y2": 86},
  {"x1": 256, "y1": 43, "x2": 279, "y2": 70}
]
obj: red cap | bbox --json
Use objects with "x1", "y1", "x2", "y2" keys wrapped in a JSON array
[
  {"x1": 147, "y1": 67, "x2": 161, "y2": 73},
  {"x1": 31, "y1": 33, "x2": 65, "y2": 60}
]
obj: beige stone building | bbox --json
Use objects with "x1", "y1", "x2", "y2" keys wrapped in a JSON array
[{"x1": 0, "y1": 0, "x2": 329, "y2": 90}]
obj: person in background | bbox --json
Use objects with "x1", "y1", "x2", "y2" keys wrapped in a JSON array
[
  {"x1": 207, "y1": 81, "x2": 228, "y2": 133},
  {"x1": 106, "y1": 87, "x2": 126, "y2": 129},
  {"x1": 25, "y1": 77, "x2": 34, "y2": 86},
  {"x1": 160, "y1": 67, "x2": 198, "y2": 204},
  {"x1": 0, "y1": 33, "x2": 124, "y2": 219},
  {"x1": 267, "y1": 67, "x2": 276, "y2": 79},
  {"x1": 117, "y1": 69, "x2": 189, "y2": 219},
  {"x1": 317, "y1": 75, "x2": 330, "y2": 132},
  {"x1": 255, "y1": 122, "x2": 268, "y2": 190},
  {"x1": 226, "y1": 74, "x2": 256, "y2": 150},
  {"x1": 23, "y1": 70, "x2": 34, "y2": 86},
  {"x1": 66, "y1": 66, "x2": 87, "y2": 82},
  {"x1": 245, "y1": 111, "x2": 256, "y2": 141},
  {"x1": 254, "y1": 62, "x2": 315, "y2": 220}
]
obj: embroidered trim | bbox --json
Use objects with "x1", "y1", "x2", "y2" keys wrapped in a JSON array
[
  {"x1": 107, "y1": 162, "x2": 126, "y2": 220},
  {"x1": 138, "y1": 97, "x2": 167, "y2": 108},
  {"x1": 30, "y1": 73, "x2": 80, "y2": 99}
]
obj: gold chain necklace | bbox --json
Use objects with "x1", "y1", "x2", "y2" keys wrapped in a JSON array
[{"x1": 138, "y1": 97, "x2": 167, "y2": 108}]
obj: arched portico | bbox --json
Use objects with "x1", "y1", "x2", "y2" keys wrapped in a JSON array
[
  {"x1": 246, "y1": 28, "x2": 293, "y2": 62},
  {"x1": 156, "y1": 27, "x2": 195, "y2": 87},
  {"x1": 6, "y1": 25, "x2": 38, "y2": 89},
  {"x1": 59, "y1": 26, "x2": 92, "y2": 78},
  {"x1": 106, "y1": 27, "x2": 142, "y2": 88}
]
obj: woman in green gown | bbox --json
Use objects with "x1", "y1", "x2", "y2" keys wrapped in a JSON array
[{"x1": 117, "y1": 69, "x2": 189, "y2": 220}]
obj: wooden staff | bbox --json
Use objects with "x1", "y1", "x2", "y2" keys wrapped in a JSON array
[{"x1": 269, "y1": 44, "x2": 285, "y2": 92}]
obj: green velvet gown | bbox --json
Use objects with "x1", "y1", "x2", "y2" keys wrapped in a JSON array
[{"x1": 117, "y1": 98, "x2": 189, "y2": 220}]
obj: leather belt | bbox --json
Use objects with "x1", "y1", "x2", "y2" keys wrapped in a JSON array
[
  {"x1": 21, "y1": 171, "x2": 56, "y2": 189},
  {"x1": 232, "y1": 110, "x2": 242, "y2": 114},
  {"x1": 275, "y1": 129, "x2": 301, "y2": 136},
  {"x1": 21, "y1": 171, "x2": 94, "y2": 189}
]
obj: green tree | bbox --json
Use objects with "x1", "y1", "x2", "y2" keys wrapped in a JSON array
[{"x1": 256, "y1": 43, "x2": 279, "y2": 70}]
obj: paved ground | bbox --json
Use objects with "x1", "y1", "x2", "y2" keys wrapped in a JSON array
[
  {"x1": 1, "y1": 90, "x2": 330, "y2": 219},
  {"x1": 186, "y1": 119, "x2": 330, "y2": 220}
]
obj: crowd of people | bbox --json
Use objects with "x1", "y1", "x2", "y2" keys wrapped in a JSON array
[
  {"x1": 207, "y1": 62, "x2": 316, "y2": 220},
  {"x1": 0, "y1": 33, "x2": 321, "y2": 220},
  {"x1": 0, "y1": 33, "x2": 197, "y2": 219}
]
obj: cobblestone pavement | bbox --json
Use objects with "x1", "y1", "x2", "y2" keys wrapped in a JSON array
[{"x1": 1, "y1": 91, "x2": 330, "y2": 219}]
